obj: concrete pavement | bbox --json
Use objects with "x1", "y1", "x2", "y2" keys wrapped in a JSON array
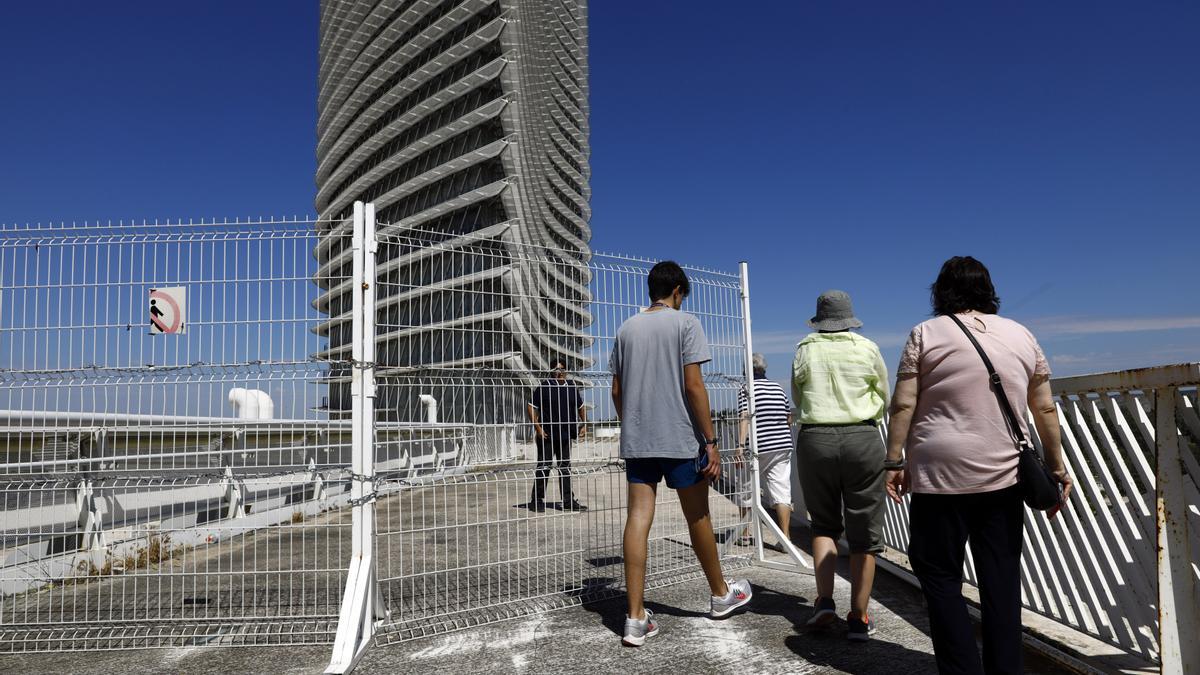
[{"x1": 1, "y1": 548, "x2": 1077, "y2": 674}]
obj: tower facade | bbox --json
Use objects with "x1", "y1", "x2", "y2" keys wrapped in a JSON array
[{"x1": 315, "y1": 0, "x2": 591, "y2": 422}]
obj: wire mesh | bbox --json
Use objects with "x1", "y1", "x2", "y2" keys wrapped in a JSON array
[
  {"x1": 0, "y1": 220, "x2": 356, "y2": 652},
  {"x1": 364, "y1": 228, "x2": 754, "y2": 642},
  {"x1": 0, "y1": 217, "x2": 758, "y2": 653}
]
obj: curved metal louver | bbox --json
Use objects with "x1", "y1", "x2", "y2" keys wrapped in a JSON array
[{"x1": 317, "y1": 0, "x2": 591, "y2": 423}]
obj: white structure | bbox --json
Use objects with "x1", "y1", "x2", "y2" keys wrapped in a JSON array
[
  {"x1": 417, "y1": 394, "x2": 439, "y2": 424},
  {"x1": 227, "y1": 388, "x2": 276, "y2": 420}
]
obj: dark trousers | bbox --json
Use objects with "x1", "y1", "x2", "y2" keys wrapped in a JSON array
[
  {"x1": 909, "y1": 485, "x2": 1024, "y2": 675},
  {"x1": 531, "y1": 435, "x2": 573, "y2": 503}
]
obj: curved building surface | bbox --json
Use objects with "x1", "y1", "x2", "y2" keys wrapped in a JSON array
[{"x1": 314, "y1": 0, "x2": 591, "y2": 422}]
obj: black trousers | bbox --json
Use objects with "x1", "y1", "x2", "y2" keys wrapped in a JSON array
[
  {"x1": 531, "y1": 435, "x2": 573, "y2": 503},
  {"x1": 909, "y1": 485, "x2": 1024, "y2": 675}
]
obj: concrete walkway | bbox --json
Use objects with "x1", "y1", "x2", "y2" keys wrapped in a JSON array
[{"x1": 0, "y1": 548, "x2": 1075, "y2": 674}]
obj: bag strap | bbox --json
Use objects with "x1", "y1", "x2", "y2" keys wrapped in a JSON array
[{"x1": 947, "y1": 314, "x2": 1030, "y2": 449}]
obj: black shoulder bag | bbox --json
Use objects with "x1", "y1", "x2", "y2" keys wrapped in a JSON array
[{"x1": 948, "y1": 314, "x2": 1063, "y2": 510}]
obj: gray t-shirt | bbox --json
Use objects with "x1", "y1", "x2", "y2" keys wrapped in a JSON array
[{"x1": 608, "y1": 307, "x2": 712, "y2": 459}]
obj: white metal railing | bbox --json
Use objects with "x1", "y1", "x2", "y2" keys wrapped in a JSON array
[{"x1": 881, "y1": 363, "x2": 1200, "y2": 671}]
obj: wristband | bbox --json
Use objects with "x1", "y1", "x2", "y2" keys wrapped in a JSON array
[
  {"x1": 883, "y1": 458, "x2": 905, "y2": 470},
  {"x1": 705, "y1": 437, "x2": 719, "y2": 447}
]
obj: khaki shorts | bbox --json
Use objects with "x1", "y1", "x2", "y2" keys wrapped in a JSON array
[{"x1": 796, "y1": 425, "x2": 885, "y2": 554}]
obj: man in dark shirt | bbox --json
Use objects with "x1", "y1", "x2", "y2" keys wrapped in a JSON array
[{"x1": 526, "y1": 360, "x2": 588, "y2": 512}]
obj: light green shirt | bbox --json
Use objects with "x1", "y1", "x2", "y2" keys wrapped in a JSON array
[{"x1": 791, "y1": 332, "x2": 889, "y2": 425}]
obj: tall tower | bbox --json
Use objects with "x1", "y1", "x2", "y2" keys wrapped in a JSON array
[{"x1": 315, "y1": 1, "x2": 591, "y2": 422}]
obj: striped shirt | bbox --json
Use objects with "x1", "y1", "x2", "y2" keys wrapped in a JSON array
[{"x1": 737, "y1": 378, "x2": 793, "y2": 453}]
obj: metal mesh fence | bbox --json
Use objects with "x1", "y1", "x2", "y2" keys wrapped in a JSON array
[
  {"x1": 0, "y1": 219, "x2": 355, "y2": 651},
  {"x1": 0, "y1": 210, "x2": 758, "y2": 658},
  {"x1": 365, "y1": 227, "x2": 754, "y2": 643}
]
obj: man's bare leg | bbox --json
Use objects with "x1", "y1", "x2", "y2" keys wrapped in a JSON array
[
  {"x1": 774, "y1": 504, "x2": 793, "y2": 543},
  {"x1": 624, "y1": 482, "x2": 657, "y2": 619},
  {"x1": 849, "y1": 552, "x2": 876, "y2": 619},
  {"x1": 676, "y1": 481, "x2": 729, "y2": 597},
  {"x1": 812, "y1": 535, "x2": 838, "y2": 599}
]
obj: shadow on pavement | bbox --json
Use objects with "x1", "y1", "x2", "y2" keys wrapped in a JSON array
[{"x1": 785, "y1": 632, "x2": 938, "y2": 672}]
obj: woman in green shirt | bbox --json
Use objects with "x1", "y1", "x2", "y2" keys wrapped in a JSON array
[{"x1": 792, "y1": 290, "x2": 889, "y2": 641}]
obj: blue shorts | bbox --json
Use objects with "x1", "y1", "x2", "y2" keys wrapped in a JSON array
[{"x1": 625, "y1": 451, "x2": 709, "y2": 489}]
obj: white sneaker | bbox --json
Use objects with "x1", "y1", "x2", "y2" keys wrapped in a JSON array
[
  {"x1": 622, "y1": 608, "x2": 660, "y2": 646},
  {"x1": 710, "y1": 578, "x2": 753, "y2": 618}
]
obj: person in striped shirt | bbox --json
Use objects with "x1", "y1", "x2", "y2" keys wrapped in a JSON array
[{"x1": 734, "y1": 353, "x2": 794, "y2": 547}]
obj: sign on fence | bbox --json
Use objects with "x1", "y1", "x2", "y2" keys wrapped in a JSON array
[{"x1": 148, "y1": 286, "x2": 186, "y2": 334}]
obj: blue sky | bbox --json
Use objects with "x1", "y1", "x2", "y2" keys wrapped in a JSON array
[{"x1": 1, "y1": 1, "x2": 1196, "y2": 383}]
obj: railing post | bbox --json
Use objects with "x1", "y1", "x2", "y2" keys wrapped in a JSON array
[
  {"x1": 309, "y1": 456, "x2": 327, "y2": 502},
  {"x1": 738, "y1": 262, "x2": 765, "y2": 559},
  {"x1": 75, "y1": 478, "x2": 103, "y2": 551},
  {"x1": 221, "y1": 465, "x2": 244, "y2": 520},
  {"x1": 327, "y1": 201, "x2": 384, "y2": 674},
  {"x1": 363, "y1": 202, "x2": 384, "y2": 616},
  {"x1": 739, "y1": 262, "x2": 811, "y2": 572},
  {"x1": 1154, "y1": 385, "x2": 1199, "y2": 674}
]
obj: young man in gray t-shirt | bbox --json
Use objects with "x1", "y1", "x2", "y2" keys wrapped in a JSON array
[{"x1": 609, "y1": 261, "x2": 752, "y2": 646}]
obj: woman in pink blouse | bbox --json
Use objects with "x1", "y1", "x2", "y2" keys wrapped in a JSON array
[{"x1": 883, "y1": 257, "x2": 1072, "y2": 675}]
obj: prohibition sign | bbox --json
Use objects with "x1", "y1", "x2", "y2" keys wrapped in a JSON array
[{"x1": 149, "y1": 287, "x2": 185, "y2": 334}]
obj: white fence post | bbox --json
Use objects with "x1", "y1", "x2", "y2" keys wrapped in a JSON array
[
  {"x1": 739, "y1": 261, "x2": 812, "y2": 572},
  {"x1": 326, "y1": 201, "x2": 384, "y2": 674},
  {"x1": 75, "y1": 479, "x2": 102, "y2": 551},
  {"x1": 221, "y1": 465, "x2": 244, "y2": 520},
  {"x1": 1155, "y1": 385, "x2": 1199, "y2": 674},
  {"x1": 362, "y1": 202, "x2": 385, "y2": 625}
]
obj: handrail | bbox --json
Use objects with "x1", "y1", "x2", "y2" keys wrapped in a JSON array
[{"x1": 1050, "y1": 362, "x2": 1200, "y2": 396}]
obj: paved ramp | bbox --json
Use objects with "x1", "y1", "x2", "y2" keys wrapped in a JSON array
[{"x1": 0, "y1": 549, "x2": 1078, "y2": 673}]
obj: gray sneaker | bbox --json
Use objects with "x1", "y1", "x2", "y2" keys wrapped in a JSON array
[
  {"x1": 622, "y1": 609, "x2": 660, "y2": 646},
  {"x1": 710, "y1": 578, "x2": 752, "y2": 618}
]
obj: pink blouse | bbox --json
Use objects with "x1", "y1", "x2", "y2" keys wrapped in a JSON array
[{"x1": 898, "y1": 313, "x2": 1051, "y2": 494}]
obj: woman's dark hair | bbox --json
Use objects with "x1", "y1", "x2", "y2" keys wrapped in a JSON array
[
  {"x1": 930, "y1": 256, "x2": 1001, "y2": 315},
  {"x1": 647, "y1": 261, "x2": 690, "y2": 301}
]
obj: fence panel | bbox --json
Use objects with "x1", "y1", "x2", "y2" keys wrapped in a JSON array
[
  {"x1": 363, "y1": 228, "x2": 754, "y2": 643},
  {"x1": 881, "y1": 367, "x2": 1200, "y2": 666},
  {"x1": 0, "y1": 213, "x2": 759, "y2": 659},
  {"x1": 0, "y1": 220, "x2": 356, "y2": 651}
]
